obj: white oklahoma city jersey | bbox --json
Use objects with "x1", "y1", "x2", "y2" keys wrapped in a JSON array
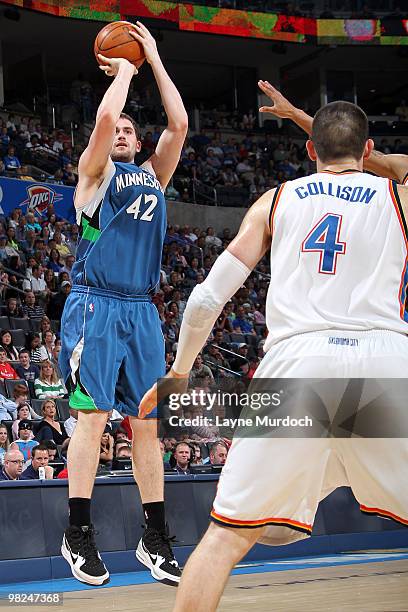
[{"x1": 264, "y1": 171, "x2": 408, "y2": 351}]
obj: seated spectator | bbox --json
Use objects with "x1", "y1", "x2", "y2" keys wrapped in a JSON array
[
  {"x1": 169, "y1": 442, "x2": 191, "y2": 475},
  {"x1": 203, "y1": 344, "x2": 231, "y2": 377},
  {"x1": 0, "y1": 347, "x2": 18, "y2": 380},
  {"x1": 208, "y1": 440, "x2": 228, "y2": 465},
  {"x1": 190, "y1": 443, "x2": 203, "y2": 466},
  {"x1": 114, "y1": 441, "x2": 132, "y2": 460},
  {"x1": 64, "y1": 408, "x2": 78, "y2": 438},
  {"x1": 232, "y1": 305, "x2": 256, "y2": 335},
  {"x1": 99, "y1": 425, "x2": 114, "y2": 468},
  {"x1": 189, "y1": 353, "x2": 215, "y2": 386},
  {"x1": 25, "y1": 212, "x2": 42, "y2": 234},
  {"x1": 0, "y1": 449, "x2": 24, "y2": 480},
  {"x1": 4, "y1": 297, "x2": 25, "y2": 319},
  {"x1": 47, "y1": 248, "x2": 64, "y2": 273},
  {"x1": 34, "y1": 362, "x2": 66, "y2": 400},
  {"x1": 0, "y1": 423, "x2": 10, "y2": 465},
  {"x1": 20, "y1": 444, "x2": 54, "y2": 480},
  {"x1": 21, "y1": 291, "x2": 45, "y2": 321},
  {"x1": 44, "y1": 268, "x2": 57, "y2": 294},
  {"x1": 61, "y1": 254, "x2": 75, "y2": 281},
  {"x1": 16, "y1": 165, "x2": 35, "y2": 181},
  {"x1": 22, "y1": 264, "x2": 48, "y2": 296},
  {"x1": 0, "y1": 330, "x2": 19, "y2": 361},
  {"x1": 47, "y1": 280, "x2": 71, "y2": 320},
  {"x1": 25, "y1": 333, "x2": 43, "y2": 365},
  {"x1": 10, "y1": 420, "x2": 39, "y2": 462},
  {"x1": 39, "y1": 330, "x2": 55, "y2": 362},
  {"x1": 15, "y1": 349, "x2": 40, "y2": 383},
  {"x1": 230, "y1": 343, "x2": 250, "y2": 372},
  {"x1": 11, "y1": 402, "x2": 40, "y2": 441},
  {"x1": 34, "y1": 399, "x2": 68, "y2": 446},
  {"x1": 3, "y1": 145, "x2": 21, "y2": 171},
  {"x1": 0, "y1": 393, "x2": 17, "y2": 421}
]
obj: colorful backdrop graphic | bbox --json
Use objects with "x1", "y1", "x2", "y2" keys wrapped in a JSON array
[{"x1": 0, "y1": 0, "x2": 407, "y2": 44}]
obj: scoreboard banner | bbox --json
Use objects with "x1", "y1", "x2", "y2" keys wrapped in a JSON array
[{"x1": 0, "y1": 0, "x2": 407, "y2": 45}]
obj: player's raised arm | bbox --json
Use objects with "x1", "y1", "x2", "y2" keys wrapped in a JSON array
[
  {"x1": 77, "y1": 56, "x2": 137, "y2": 186},
  {"x1": 130, "y1": 22, "x2": 188, "y2": 189},
  {"x1": 138, "y1": 190, "x2": 273, "y2": 418},
  {"x1": 258, "y1": 80, "x2": 313, "y2": 135},
  {"x1": 258, "y1": 80, "x2": 408, "y2": 183},
  {"x1": 364, "y1": 151, "x2": 408, "y2": 184}
]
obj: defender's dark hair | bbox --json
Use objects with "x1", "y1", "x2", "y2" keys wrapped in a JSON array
[
  {"x1": 312, "y1": 101, "x2": 369, "y2": 163},
  {"x1": 119, "y1": 112, "x2": 141, "y2": 140}
]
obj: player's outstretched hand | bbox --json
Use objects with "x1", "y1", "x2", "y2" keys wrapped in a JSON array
[
  {"x1": 258, "y1": 80, "x2": 295, "y2": 118},
  {"x1": 97, "y1": 54, "x2": 138, "y2": 77},
  {"x1": 129, "y1": 21, "x2": 160, "y2": 65},
  {"x1": 138, "y1": 368, "x2": 189, "y2": 419}
]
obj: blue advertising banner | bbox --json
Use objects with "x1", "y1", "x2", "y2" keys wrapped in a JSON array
[{"x1": 0, "y1": 177, "x2": 76, "y2": 223}]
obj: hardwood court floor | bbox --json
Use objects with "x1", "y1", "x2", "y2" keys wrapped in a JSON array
[{"x1": 61, "y1": 559, "x2": 408, "y2": 612}]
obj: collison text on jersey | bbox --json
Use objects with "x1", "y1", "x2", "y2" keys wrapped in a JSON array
[{"x1": 295, "y1": 181, "x2": 376, "y2": 204}]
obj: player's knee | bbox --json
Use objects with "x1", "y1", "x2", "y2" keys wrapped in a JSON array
[
  {"x1": 205, "y1": 522, "x2": 259, "y2": 558},
  {"x1": 129, "y1": 416, "x2": 157, "y2": 439},
  {"x1": 76, "y1": 409, "x2": 109, "y2": 437}
]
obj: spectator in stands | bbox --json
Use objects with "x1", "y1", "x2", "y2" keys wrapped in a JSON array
[
  {"x1": 115, "y1": 441, "x2": 132, "y2": 460},
  {"x1": 4, "y1": 297, "x2": 25, "y2": 319},
  {"x1": 21, "y1": 291, "x2": 45, "y2": 321},
  {"x1": 6, "y1": 227, "x2": 20, "y2": 251},
  {"x1": 47, "y1": 248, "x2": 64, "y2": 274},
  {"x1": 44, "y1": 268, "x2": 57, "y2": 294},
  {"x1": 3, "y1": 146, "x2": 21, "y2": 171},
  {"x1": 0, "y1": 392, "x2": 18, "y2": 421},
  {"x1": 25, "y1": 213, "x2": 42, "y2": 234},
  {"x1": 0, "y1": 330, "x2": 19, "y2": 361},
  {"x1": 34, "y1": 362, "x2": 66, "y2": 400},
  {"x1": 20, "y1": 444, "x2": 54, "y2": 480},
  {"x1": 0, "y1": 424, "x2": 10, "y2": 465},
  {"x1": 53, "y1": 231, "x2": 72, "y2": 261},
  {"x1": 190, "y1": 443, "x2": 203, "y2": 466},
  {"x1": 24, "y1": 334, "x2": 42, "y2": 365},
  {"x1": 64, "y1": 408, "x2": 78, "y2": 439},
  {"x1": 34, "y1": 399, "x2": 68, "y2": 447},
  {"x1": 61, "y1": 254, "x2": 75, "y2": 280},
  {"x1": 0, "y1": 347, "x2": 18, "y2": 380},
  {"x1": 22, "y1": 265, "x2": 47, "y2": 298},
  {"x1": 170, "y1": 442, "x2": 191, "y2": 475},
  {"x1": 209, "y1": 441, "x2": 228, "y2": 465},
  {"x1": 189, "y1": 353, "x2": 215, "y2": 386},
  {"x1": 38, "y1": 316, "x2": 55, "y2": 343},
  {"x1": 99, "y1": 425, "x2": 114, "y2": 468},
  {"x1": 204, "y1": 344, "x2": 231, "y2": 377},
  {"x1": 0, "y1": 449, "x2": 24, "y2": 480},
  {"x1": 161, "y1": 311, "x2": 179, "y2": 346},
  {"x1": 47, "y1": 280, "x2": 71, "y2": 320},
  {"x1": 10, "y1": 420, "x2": 39, "y2": 462},
  {"x1": 38, "y1": 330, "x2": 55, "y2": 362},
  {"x1": 11, "y1": 402, "x2": 40, "y2": 441},
  {"x1": 232, "y1": 305, "x2": 256, "y2": 335},
  {"x1": 43, "y1": 439, "x2": 59, "y2": 461}
]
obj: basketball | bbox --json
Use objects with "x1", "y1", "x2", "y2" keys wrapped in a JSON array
[{"x1": 94, "y1": 21, "x2": 145, "y2": 69}]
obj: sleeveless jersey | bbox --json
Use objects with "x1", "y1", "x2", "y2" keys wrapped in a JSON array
[
  {"x1": 264, "y1": 171, "x2": 408, "y2": 351},
  {"x1": 71, "y1": 161, "x2": 167, "y2": 295}
]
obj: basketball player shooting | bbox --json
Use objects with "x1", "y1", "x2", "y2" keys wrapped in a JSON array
[
  {"x1": 258, "y1": 79, "x2": 408, "y2": 185},
  {"x1": 139, "y1": 101, "x2": 408, "y2": 612},
  {"x1": 59, "y1": 22, "x2": 188, "y2": 586}
]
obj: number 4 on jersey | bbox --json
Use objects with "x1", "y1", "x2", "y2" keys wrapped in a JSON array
[{"x1": 302, "y1": 213, "x2": 346, "y2": 275}]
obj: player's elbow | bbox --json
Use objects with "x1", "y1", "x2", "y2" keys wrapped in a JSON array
[{"x1": 170, "y1": 115, "x2": 188, "y2": 134}]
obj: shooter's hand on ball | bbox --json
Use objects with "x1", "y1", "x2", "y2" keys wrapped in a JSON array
[
  {"x1": 138, "y1": 368, "x2": 189, "y2": 419},
  {"x1": 97, "y1": 54, "x2": 138, "y2": 77},
  {"x1": 258, "y1": 80, "x2": 296, "y2": 118},
  {"x1": 129, "y1": 21, "x2": 159, "y2": 65}
]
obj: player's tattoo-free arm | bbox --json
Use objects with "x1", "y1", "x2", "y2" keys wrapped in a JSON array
[
  {"x1": 78, "y1": 58, "x2": 136, "y2": 180},
  {"x1": 258, "y1": 81, "x2": 313, "y2": 136},
  {"x1": 364, "y1": 150, "x2": 408, "y2": 183},
  {"x1": 131, "y1": 22, "x2": 188, "y2": 188}
]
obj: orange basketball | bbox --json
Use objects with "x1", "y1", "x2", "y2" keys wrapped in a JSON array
[{"x1": 94, "y1": 21, "x2": 145, "y2": 69}]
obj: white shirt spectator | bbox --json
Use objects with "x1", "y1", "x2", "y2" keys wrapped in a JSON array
[{"x1": 23, "y1": 276, "x2": 47, "y2": 293}]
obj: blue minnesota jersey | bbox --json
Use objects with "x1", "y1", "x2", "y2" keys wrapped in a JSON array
[{"x1": 72, "y1": 161, "x2": 167, "y2": 295}]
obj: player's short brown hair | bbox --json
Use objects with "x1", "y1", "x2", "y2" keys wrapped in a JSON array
[
  {"x1": 119, "y1": 112, "x2": 141, "y2": 141},
  {"x1": 312, "y1": 101, "x2": 368, "y2": 163}
]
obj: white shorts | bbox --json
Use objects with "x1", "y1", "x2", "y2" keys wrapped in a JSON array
[{"x1": 211, "y1": 330, "x2": 408, "y2": 545}]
